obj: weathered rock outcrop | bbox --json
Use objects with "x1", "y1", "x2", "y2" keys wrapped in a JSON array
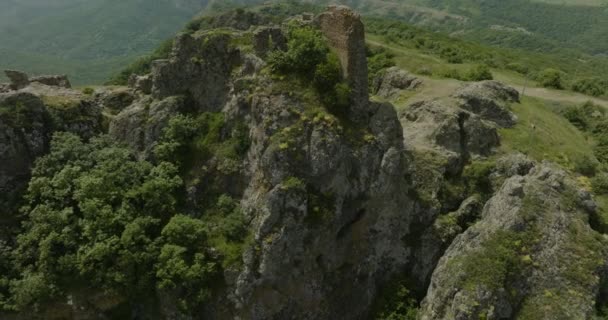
[
  {"x1": 454, "y1": 80, "x2": 519, "y2": 128},
  {"x1": 401, "y1": 99, "x2": 500, "y2": 174},
  {"x1": 0, "y1": 84, "x2": 102, "y2": 219},
  {"x1": 30, "y1": 75, "x2": 71, "y2": 88},
  {"x1": 107, "y1": 9, "x2": 417, "y2": 318},
  {"x1": 253, "y1": 26, "x2": 286, "y2": 57},
  {"x1": 420, "y1": 162, "x2": 608, "y2": 319},
  {"x1": 4, "y1": 70, "x2": 72, "y2": 90},
  {"x1": 5, "y1": 70, "x2": 29, "y2": 90},
  {"x1": 224, "y1": 92, "x2": 413, "y2": 320},
  {"x1": 151, "y1": 32, "x2": 241, "y2": 111},
  {"x1": 95, "y1": 87, "x2": 137, "y2": 114},
  {"x1": 372, "y1": 67, "x2": 422, "y2": 99},
  {"x1": 317, "y1": 5, "x2": 369, "y2": 121},
  {"x1": 128, "y1": 73, "x2": 153, "y2": 94},
  {"x1": 0, "y1": 92, "x2": 52, "y2": 216},
  {"x1": 109, "y1": 96, "x2": 185, "y2": 157}
]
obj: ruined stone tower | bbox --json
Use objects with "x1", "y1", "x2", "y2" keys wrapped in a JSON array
[{"x1": 317, "y1": 5, "x2": 369, "y2": 121}]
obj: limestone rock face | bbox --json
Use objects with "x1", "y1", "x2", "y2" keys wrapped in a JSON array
[
  {"x1": 95, "y1": 87, "x2": 136, "y2": 114},
  {"x1": 253, "y1": 26, "x2": 286, "y2": 57},
  {"x1": 401, "y1": 100, "x2": 500, "y2": 174},
  {"x1": 420, "y1": 162, "x2": 608, "y2": 320},
  {"x1": 317, "y1": 5, "x2": 369, "y2": 121},
  {"x1": 227, "y1": 91, "x2": 414, "y2": 320},
  {"x1": 453, "y1": 80, "x2": 519, "y2": 128},
  {"x1": 109, "y1": 96, "x2": 185, "y2": 157},
  {"x1": 128, "y1": 74, "x2": 153, "y2": 94},
  {"x1": 5, "y1": 70, "x2": 29, "y2": 90},
  {"x1": 372, "y1": 67, "x2": 422, "y2": 99},
  {"x1": 30, "y1": 75, "x2": 71, "y2": 88},
  {"x1": 151, "y1": 32, "x2": 241, "y2": 112},
  {"x1": 0, "y1": 92, "x2": 52, "y2": 215}
]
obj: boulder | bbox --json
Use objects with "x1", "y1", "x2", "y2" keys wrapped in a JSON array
[
  {"x1": 30, "y1": 74, "x2": 71, "y2": 88},
  {"x1": 401, "y1": 100, "x2": 500, "y2": 174},
  {"x1": 453, "y1": 80, "x2": 519, "y2": 128},
  {"x1": 5, "y1": 70, "x2": 29, "y2": 90},
  {"x1": 372, "y1": 67, "x2": 422, "y2": 99}
]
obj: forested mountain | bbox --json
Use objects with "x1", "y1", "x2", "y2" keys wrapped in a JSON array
[{"x1": 0, "y1": 0, "x2": 211, "y2": 84}]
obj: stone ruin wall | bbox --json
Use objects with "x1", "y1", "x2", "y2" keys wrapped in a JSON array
[{"x1": 317, "y1": 5, "x2": 369, "y2": 120}]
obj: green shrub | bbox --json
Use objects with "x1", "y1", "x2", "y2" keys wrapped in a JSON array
[
  {"x1": 7, "y1": 133, "x2": 188, "y2": 310},
  {"x1": 268, "y1": 24, "x2": 329, "y2": 77},
  {"x1": 268, "y1": 24, "x2": 352, "y2": 111},
  {"x1": 595, "y1": 136, "x2": 608, "y2": 165},
  {"x1": 562, "y1": 106, "x2": 589, "y2": 131},
  {"x1": 372, "y1": 277, "x2": 419, "y2": 320},
  {"x1": 572, "y1": 78, "x2": 606, "y2": 97},
  {"x1": 592, "y1": 173, "x2": 608, "y2": 195},
  {"x1": 506, "y1": 62, "x2": 529, "y2": 74},
  {"x1": 465, "y1": 64, "x2": 493, "y2": 81},
  {"x1": 281, "y1": 177, "x2": 306, "y2": 191},
  {"x1": 537, "y1": 68, "x2": 565, "y2": 89},
  {"x1": 573, "y1": 155, "x2": 599, "y2": 176},
  {"x1": 81, "y1": 87, "x2": 94, "y2": 95},
  {"x1": 438, "y1": 68, "x2": 465, "y2": 81},
  {"x1": 367, "y1": 46, "x2": 396, "y2": 82},
  {"x1": 416, "y1": 66, "x2": 433, "y2": 76}
]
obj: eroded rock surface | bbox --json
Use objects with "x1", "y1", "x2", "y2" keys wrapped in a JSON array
[
  {"x1": 30, "y1": 74, "x2": 71, "y2": 88},
  {"x1": 5, "y1": 70, "x2": 29, "y2": 90},
  {"x1": 453, "y1": 80, "x2": 519, "y2": 128},
  {"x1": 151, "y1": 32, "x2": 241, "y2": 111},
  {"x1": 372, "y1": 67, "x2": 422, "y2": 99},
  {"x1": 0, "y1": 92, "x2": 52, "y2": 215},
  {"x1": 420, "y1": 162, "x2": 608, "y2": 319}
]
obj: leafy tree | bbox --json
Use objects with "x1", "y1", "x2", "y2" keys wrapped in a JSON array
[
  {"x1": 156, "y1": 215, "x2": 219, "y2": 311},
  {"x1": 267, "y1": 24, "x2": 329, "y2": 77},
  {"x1": 5, "y1": 132, "x2": 193, "y2": 310}
]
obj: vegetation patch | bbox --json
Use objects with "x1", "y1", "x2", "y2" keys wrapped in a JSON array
[
  {"x1": 371, "y1": 275, "x2": 419, "y2": 320},
  {"x1": 500, "y1": 97, "x2": 595, "y2": 170},
  {"x1": 267, "y1": 23, "x2": 352, "y2": 113}
]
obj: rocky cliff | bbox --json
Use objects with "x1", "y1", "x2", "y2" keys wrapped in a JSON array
[{"x1": 0, "y1": 5, "x2": 606, "y2": 320}]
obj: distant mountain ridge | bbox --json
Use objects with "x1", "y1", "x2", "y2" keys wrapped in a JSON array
[{"x1": 0, "y1": 0, "x2": 212, "y2": 84}]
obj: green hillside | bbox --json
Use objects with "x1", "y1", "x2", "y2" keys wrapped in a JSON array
[{"x1": 302, "y1": 0, "x2": 608, "y2": 55}]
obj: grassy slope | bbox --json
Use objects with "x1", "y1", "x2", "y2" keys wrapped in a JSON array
[{"x1": 367, "y1": 29, "x2": 604, "y2": 171}]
